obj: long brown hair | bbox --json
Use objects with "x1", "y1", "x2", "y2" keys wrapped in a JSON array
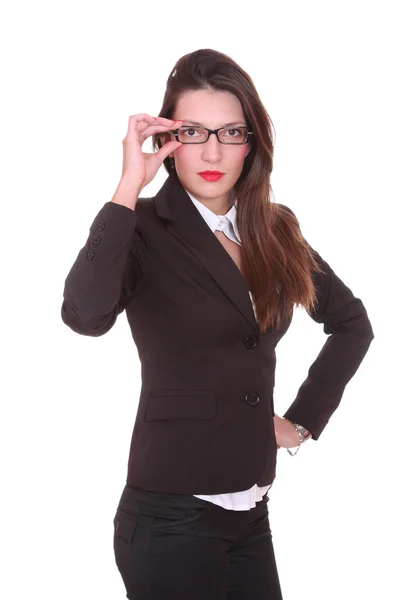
[{"x1": 152, "y1": 48, "x2": 325, "y2": 334}]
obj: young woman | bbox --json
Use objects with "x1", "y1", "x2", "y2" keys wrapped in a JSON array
[{"x1": 61, "y1": 48, "x2": 374, "y2": 599}]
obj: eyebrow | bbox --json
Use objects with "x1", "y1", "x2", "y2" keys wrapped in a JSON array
[{"x1": 181, "y1": 120, "x2": 247, "y2": 127}]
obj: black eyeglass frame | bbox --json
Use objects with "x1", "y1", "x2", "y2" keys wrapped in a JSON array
[{"x1": 170, "y1": 126, "x2": 254, "y2": 145}]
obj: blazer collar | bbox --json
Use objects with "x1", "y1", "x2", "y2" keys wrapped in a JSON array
[{"x1": 154, "y1": 170, "x2": 261, "y2": 334}]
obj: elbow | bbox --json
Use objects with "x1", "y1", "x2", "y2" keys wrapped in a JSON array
[
  {"x1": 61, "y1": 300, "x2": 118, "y2": 337},
  {"x1": 361, "y1": 309, "x2": 375, "y2": 342},
  {"x1": 324, "y1": 298, "x2": 375, "y2": 340},
  {"x1": 356, "y1": 310, "x2": 374, "y2": 342}
]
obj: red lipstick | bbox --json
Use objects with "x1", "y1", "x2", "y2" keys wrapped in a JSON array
[{"x1": 198, "y1": 170, "x2": 224, "y2": 182}]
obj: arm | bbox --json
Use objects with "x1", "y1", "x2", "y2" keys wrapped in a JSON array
[
  {"x1": 61, "y1": 200, "x2": 148, "y2": 337},
  {"x1": 280, "y1": 209, "x2": 375, "y2": 440}
]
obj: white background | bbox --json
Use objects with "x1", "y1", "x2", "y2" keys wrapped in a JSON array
[{"x1": 1, "y1": 0, "x2": 398, "y2": 598}]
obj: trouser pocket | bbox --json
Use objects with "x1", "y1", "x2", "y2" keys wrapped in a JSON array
[
  {"x1": 113, "y1": 509, "x2": 139, "y2": 569},
  {"x1": 113, "y1": 508, "x2": 154, "y2": 598}
]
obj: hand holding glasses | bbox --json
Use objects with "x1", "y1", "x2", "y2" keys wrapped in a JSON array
[{"x1": 114, "y1": 114, "x2": 184, "y2": 204}]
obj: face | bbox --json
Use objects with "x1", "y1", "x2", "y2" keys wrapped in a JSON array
[{"x1": 165, "y1": 89, "x2": 251, "y2": 213}]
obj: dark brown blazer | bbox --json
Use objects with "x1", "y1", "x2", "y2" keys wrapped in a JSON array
[{"x1": 61, "y1": 170, "x2": 374, "y2": 494}]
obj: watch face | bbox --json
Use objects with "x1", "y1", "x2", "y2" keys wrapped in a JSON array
[
  {"x1": 296, "y1": 425, "x2": 311, "y2": 440},
  {"x1": 289, "y1": 421, "x2": 311, "y2": 440}
]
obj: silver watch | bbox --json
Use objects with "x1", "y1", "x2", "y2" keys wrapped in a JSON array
[
  {"x1": 292, "y1": 423, "x2": 312, "y2": 443},
  {"x1": 286, "y1": 421, "x2": 312, "y2": 455}
]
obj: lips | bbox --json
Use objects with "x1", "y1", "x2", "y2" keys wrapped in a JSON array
[{"x1": 198, "y1": 171, "x2": 224, "y2": 181}]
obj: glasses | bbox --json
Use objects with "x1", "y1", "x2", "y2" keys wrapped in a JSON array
[{"x1": 170, "y1": 126, "x2": 253, "y2": 145}]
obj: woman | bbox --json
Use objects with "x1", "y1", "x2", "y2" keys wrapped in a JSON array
[{"x1": 61, "y1": 49, "x2": 374, "y2": 599}]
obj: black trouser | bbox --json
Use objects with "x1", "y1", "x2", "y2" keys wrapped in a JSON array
[{"x1": 113, "y1": 484, "x2": 284, "y2": 599}]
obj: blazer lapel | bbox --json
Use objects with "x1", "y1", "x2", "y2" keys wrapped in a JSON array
[{"x1": 154, "y1": 170, "x2": 260, "y2": 334}]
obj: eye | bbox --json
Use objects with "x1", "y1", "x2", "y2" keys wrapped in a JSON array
[
  {"x1": 180, "y1": 127, "x2": 201, "y2": 137},
  {"x1": 222, "y1": 128, "x2": 241, "y2": 137}
]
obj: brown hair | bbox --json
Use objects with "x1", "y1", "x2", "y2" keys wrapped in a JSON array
[{"x1": 152, "y1": 48, "x2": 325, "y2": 334}]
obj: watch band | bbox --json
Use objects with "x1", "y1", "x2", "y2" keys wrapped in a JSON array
[{"x1": 286, "y1": 420, "x2": 312, "y2": 456}]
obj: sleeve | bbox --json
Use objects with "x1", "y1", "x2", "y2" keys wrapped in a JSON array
[
  {"x1": 279, "y1": 207, "x2": 375, "y2": 440},
  {"x1": 61, "y1": 200, "x2": 149, "y2": 337}
]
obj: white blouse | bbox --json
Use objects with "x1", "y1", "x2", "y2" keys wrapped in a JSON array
[{"x1": 185, "y1": 189, "x2": 273, "y2": 511}]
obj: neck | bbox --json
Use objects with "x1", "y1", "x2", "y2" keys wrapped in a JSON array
[{"x1": 198, "y1": 196, "x2": 236, "y2": 216}]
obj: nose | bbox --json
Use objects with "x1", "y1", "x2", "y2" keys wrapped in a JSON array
[{"x1": 201, "y1": 132, "x2": 223, "y2": 164}]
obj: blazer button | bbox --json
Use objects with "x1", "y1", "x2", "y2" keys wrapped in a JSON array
[
  {"x1": 245, "y1": 392, "x2": 260, "y2": 406},
  {"x1": 92, "y1": 235, "x2": 102, "y2": 245},
  {"x1": 97, "y1": 220, "x2": 105, "y2": 231},
  {"x1": 87, "y1": 249, "x2": 95, "y2": 260},
  {"x1": 244, "y1": 335, "x2": 258, "y2": 349}
]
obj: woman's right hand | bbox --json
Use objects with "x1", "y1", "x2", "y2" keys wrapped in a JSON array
[{"x1": 120, "y1": 113, "x2": 183, "y2": 195}]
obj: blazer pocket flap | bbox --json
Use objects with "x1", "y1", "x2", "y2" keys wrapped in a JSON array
[{"x1": 145, "y1": 390, "x2": 217, "y2": 421}]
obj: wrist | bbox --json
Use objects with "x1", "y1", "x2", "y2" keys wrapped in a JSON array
[
  {"x1": 286, "y1": 419, "x2": 312, "y2": 444},
  {"x1": 111, "y1": 178, "x2": 141, "y2": 209}
]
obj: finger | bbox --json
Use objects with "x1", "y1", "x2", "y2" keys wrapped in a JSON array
[
  {"x1": 140, "y1": 122, "x2": 182, "y2": 139},
  {"x1": 152, "y1": 117, "x2": 183, "y2": 127},
  {"x1": 138, "y1": 119, "x2": 183, "y2": 134},
  {"x1": 130, "y1": 113, "x2": 158, "y2": 123},
  {"x1": 127, "y1": 114, "x2": 158, "y2": 136},
  {"x1": 155, "y1": 140, "x2": 183, "y2": 164},
  {"x1": 137, "y1": 118, "x2": 182, "y2": 137}
]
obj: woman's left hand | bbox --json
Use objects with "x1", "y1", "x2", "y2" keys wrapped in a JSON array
[{"x1": 274, "y1": 414, "x2": 300, "y2": 449}]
